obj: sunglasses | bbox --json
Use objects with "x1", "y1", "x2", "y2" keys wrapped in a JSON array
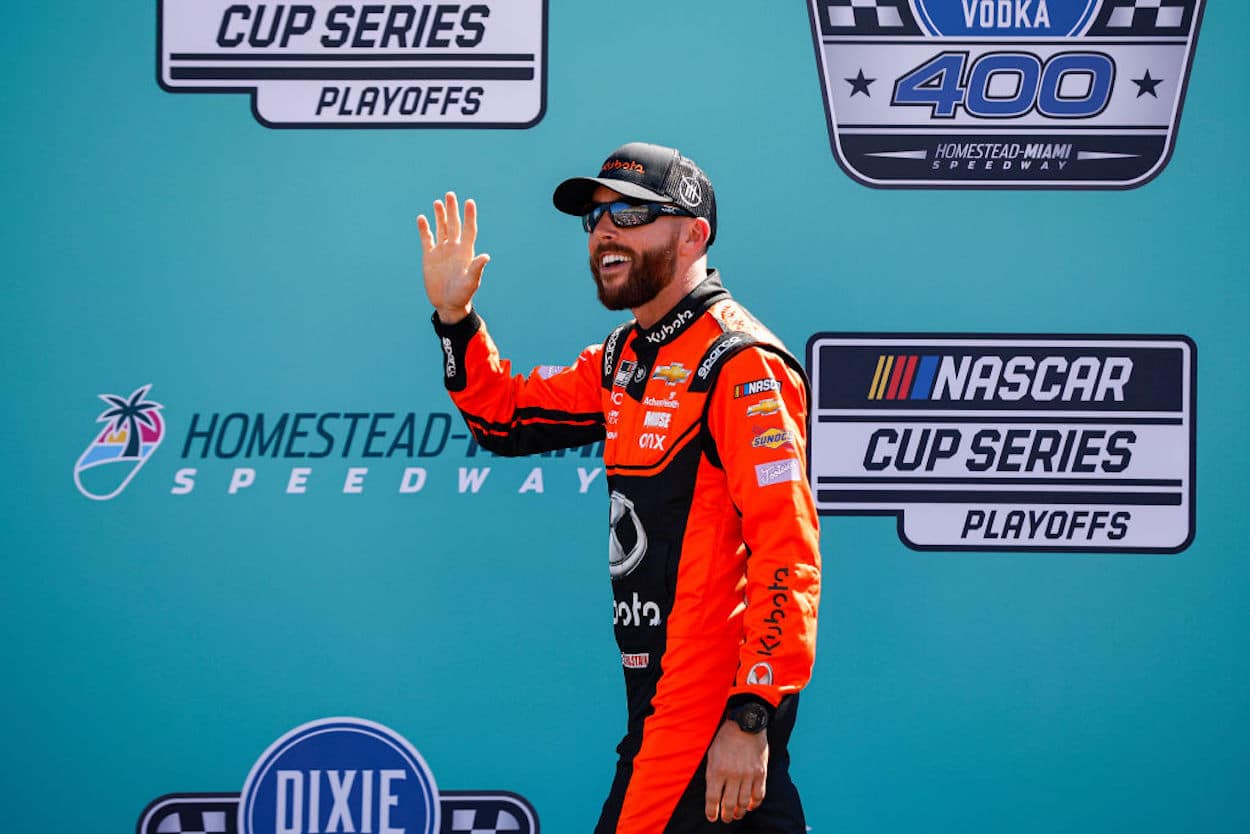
[{"x1": 581, "y1": 200, "x2": 693, "y2": 233}]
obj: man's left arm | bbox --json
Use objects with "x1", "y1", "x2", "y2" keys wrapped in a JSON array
[{"x1": 703, "y1": 346, "x2": 822, "y2": 822}]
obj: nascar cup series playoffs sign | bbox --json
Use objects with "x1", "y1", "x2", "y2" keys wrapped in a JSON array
[
  {"x1": 807, "y1": 0, "x2": 1205, "y2": 187},
  {"x1": 806, "y1": 334, "x2": 1195, "y2": 551},
  {"x1": 158, "y1": 1, "x2": 546, "y2": 127}
]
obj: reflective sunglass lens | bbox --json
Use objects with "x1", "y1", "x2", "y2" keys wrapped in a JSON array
[
  {"x1": 582, "y1": 203, "x2": 609, "y2": 232},
  {"x1": 611, "y1": 205, "x2": 653, "y2": 226},
  {"x1": 582, "y1": 201, "x2": 672, "y2": 232}
]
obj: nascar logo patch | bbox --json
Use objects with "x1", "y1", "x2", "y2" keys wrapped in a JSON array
[
  {"x1": 806, "y1": 0, "x2": 1206, "y2": 187},
  {"x1": 806, "y1": 333, "x2": 1196, "y2": 552}
]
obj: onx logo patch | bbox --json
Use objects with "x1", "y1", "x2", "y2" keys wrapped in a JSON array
[
  {"x1": 136, "y1": 718, "x2": 539, "y2": 834},
  {"x1": 158, "y1": 1, "x2": 547, "y2": 127},
  {"x1": 806, "y1": 0, "x2": 1205, "y2": 187},
  {"x1": 805, "y1": 334, "x2": 1195, "y2": 552}
]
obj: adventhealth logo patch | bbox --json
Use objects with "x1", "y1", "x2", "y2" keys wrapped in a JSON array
[
  {"x1": 158, "y1": 1, "x2": 547, "y2": 128},
  {"x1": 137, "y1": 717, "x2": 538, "y2": 834},
  {"x1": 806, "y1": 0, "x2": 1205, "y2": 187},
  {"x1": 807, "y1": 334, "x2": 1196, "y2": 552}
]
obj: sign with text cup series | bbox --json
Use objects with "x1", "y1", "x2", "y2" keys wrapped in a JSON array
[
  {"x1": 158, "y1": 1, "x2": 547, "y2": 127},
  {"x1": 806, "y1": 334, "x2": 1195, "y2": 552}
]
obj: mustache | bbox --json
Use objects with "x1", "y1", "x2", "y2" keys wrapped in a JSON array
[{"x1": 591, "y1": 243, "x2": 638, "y2": 262}]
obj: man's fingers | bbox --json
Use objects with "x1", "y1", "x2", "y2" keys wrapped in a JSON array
[
  {"x1": 705, "y1": 774, "x2": 724, "y2": 823},
  {"x1": 445, "y1": 191, "x2": 462, "y2": 241},
  {"x1": 463, "y1": 198, "x2": 478, "y2": 247},
  {"x1": 717, "y1": 777, "x2": 740, "y2": 823},
  {"x1": 705, "y1": 771, "x2": 761, "y2": 822},
  {"x1": 750, "y1": 776, "x2": 767, "y2": 810},
  {"x1": 730, "y1": 780, "x2": 750, "y2": 820},
  {"x1": 416, "y1": 215, "x2": 435, "y2": 253},
  {"x1": 433, "y1": 199, "x2": 448, "y2": 241}
]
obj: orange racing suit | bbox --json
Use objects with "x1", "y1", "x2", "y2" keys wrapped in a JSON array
[{"x1": 431, "y1": 272, "x2": 821, "y2": 833}]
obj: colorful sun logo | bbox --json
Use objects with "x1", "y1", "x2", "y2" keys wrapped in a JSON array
[{"x1": 73, "y1": 385, "x2": 165, "y2": 500}]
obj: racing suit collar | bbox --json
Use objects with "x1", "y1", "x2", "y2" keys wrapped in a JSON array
[{"x1": 633, "y1": 270, "x2": 729, "y2": 350}]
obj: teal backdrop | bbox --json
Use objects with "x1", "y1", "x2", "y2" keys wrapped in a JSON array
[{"x1": 3, "y1": 2, "x2": 1247, "y2": 832}]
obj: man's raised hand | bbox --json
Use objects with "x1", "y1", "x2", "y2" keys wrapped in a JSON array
[{"x1": 417, "y1": 192, "x2": 490, "y2": 324}]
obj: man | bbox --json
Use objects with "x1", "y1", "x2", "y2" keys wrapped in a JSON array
[{"x1": 417, "y1": 143, "x2": 821, "y2": 833}]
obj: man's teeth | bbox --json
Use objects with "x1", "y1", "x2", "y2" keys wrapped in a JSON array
[{"x1": 602, "y1": 253, "x2": 629, "y2": 267}]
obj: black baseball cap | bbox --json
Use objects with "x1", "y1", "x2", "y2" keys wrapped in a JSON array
[{"x1": 553, "y1": 142, "x2": 717, "y2": 245}]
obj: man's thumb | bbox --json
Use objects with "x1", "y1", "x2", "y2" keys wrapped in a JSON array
[{"x1": 470, "y1": 253, "x2": 491, "y2": 282}]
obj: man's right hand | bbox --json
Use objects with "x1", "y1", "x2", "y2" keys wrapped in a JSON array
[{"x1": 416, "y1": 192, "x2": 491, "y2": 325}]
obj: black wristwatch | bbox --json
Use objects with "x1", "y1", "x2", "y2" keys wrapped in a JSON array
[{"x1": 725, "y1": 701, "x2": 770, "y2": 734}]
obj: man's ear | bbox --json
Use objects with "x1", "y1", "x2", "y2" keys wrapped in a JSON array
[{"x1": 683, "y1": 217, "x2": 712, "y2": 253}]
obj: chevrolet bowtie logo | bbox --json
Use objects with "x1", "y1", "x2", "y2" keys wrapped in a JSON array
[
  {"x1": 651, "y1": 363, "x2": 691, "y2": 386},
  {"x1": 747, "y1": 398, "x2": 782, "y2": 417}
]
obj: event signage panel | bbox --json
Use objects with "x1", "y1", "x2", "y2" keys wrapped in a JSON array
[
  {"x1": 71, "y1": 386, "x2": 603, "y2": 500},
  {"x1": 136, "y1": 717, "x2": 539, "y2": 834},
  {"x1": 806, "y1": 334, "x2": 1195, "y2": 551},
  {"x1": 806, "y1": 0, "x2": 1206, "y2": 187},
  {"x1": 158, "y1": 1, "x2": 547, "y2": 127}
]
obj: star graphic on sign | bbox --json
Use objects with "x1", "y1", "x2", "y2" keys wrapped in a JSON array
[
  {"x1": 1132, "y1": 70, "x2": 1163, "y2": 98},
  {"x1": 845, "y1": 69, "x2": 875, "y2": 97}
]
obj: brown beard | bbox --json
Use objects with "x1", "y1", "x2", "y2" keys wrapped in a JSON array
[{"x1": 589, "y1": 232, "x2": 679, "y2": 311}]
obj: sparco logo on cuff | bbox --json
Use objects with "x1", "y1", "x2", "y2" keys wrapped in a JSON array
[
  {"x1": 441, "y1": 337, "x2": 457, "y2": 378},
  {"x1": 645, "y1": 309, "x2": 694, "y2": 345}
]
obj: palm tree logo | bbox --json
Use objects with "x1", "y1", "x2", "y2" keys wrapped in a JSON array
[{"x1": 74, "y1": 384, "x2": 166, "y2": 500}]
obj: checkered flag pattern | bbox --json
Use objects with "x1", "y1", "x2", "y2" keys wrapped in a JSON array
[
  {"x1": 449, "y1": 807, "x2": 523, "y2": 834},
  {"x1": 1100, "y1": 0, "x2": 1192, "y2": 32},
  {"x1": 153, "y1": 809, "x2": 230, "y2": 834},
  {"x1": 822, "y1": 0, "x2": 909, "y2": 30}
]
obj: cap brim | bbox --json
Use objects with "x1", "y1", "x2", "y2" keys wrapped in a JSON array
[{"x1": 552, "y1": 177, "x2": 670, "y2": 215}]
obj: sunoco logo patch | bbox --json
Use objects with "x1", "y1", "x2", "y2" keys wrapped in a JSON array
[
  {"x1": 806, "y1": 0, "x2": 1205, "y2": 187},
  {"x1": 806, "y1": 334, "x2": 1195, "y2": 552},
  {"x1": 158, "y1": 1, "x2": 546, "y2": 128}
]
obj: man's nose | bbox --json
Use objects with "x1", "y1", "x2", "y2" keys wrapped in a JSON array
[{"x1": 591, "y1": 215, "x2": 619, "y2": 240}]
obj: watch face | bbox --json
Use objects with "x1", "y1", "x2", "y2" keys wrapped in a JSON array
[{"x1": 735, "y1": 704, "x2": 768, "y2": 734}]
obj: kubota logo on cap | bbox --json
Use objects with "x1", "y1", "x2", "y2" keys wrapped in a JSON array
[{"x1": 601, "y1": 159, "x2": 645, "y2": 175}]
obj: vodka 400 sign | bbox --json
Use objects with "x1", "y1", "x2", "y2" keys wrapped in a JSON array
[{"x1": 807, "y1": 0, "x2": 1206, "y2": 187}]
